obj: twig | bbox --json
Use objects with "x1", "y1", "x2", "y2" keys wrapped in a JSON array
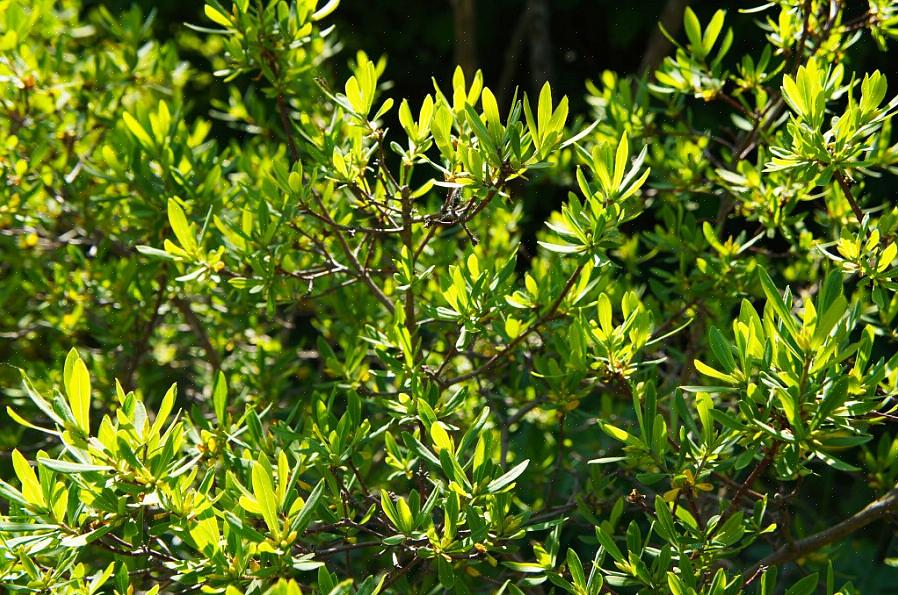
[
  {"x1": 310, "y1": 192, "x2": 396, "y2": 314},
  {"x1": 708, "y1": 442, "x2": 779, "y2": 541},
  {"x1": 276, "y1": 94, "x2": 299, "y2": 164},
  {"x1": 501, "y1": 397, "x2": 547, "y2": 465},
  {"x1": 639, "y1": 0, "x2": 690, "y2": 74},
  {"x1": 743, "y1": 481, "x2": 898, "y2": 581},
  {"x1": 173, "y1": 297, "x2": 222, "y2": 372},
  {"x1": 834, "y1": 170, "x2": 865, "y2": 224},
  {"x1": 442, "y1": 260, "x2": 586, "y2": 386},
  {"x1": 546, "y1": 411, "x2": 567, "y2": 504},
  {"x1": 124, "y1": 273, "x2": 169, "y2": 389}
]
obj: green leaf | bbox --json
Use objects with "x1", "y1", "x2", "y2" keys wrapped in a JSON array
[
  {"x1": 150, "y1": 384, "x2": 177, "y2": 437},
  {"x1": 703, "y1": 10, "x2": 725, "y2": 55},
  {"x1": 252, "y1": 457, "x2": 281, "y2": 538},
  {"x1": 481, "y1": 87, "x2": 500, "y2": 127},
  {"x1": 594, "y1": 525, "x2": 624, "y2": 563},
  {"x1": 815, "y1": 377, "x2": 850, "y2": 424},
  {"x1": 683, "y1": 7, "x2": 703, "y2": 55},
  {"x1": 537, "y1": 81, "x2": 553, "y2": 137},
  {"x1": 36, "y1": 458, "x2": 113, "y2": 474},
  {"x1": 694, "y1": 359, "x2": 737, "y2": 383},
  {"x1": 122, "y1": 111, "x2": 154, "y2": 149},
  {"x1": 311, "y1": 0, "x2": 340, "y2": 21},
  {"x1": 757, "y1": 267, "x2": 799, "y2": 340},
  {"x1": 566, "y1": 548, "x2": 586, "y2": 587},
  {"x1": 437, "y1": 555, "x2": 455, "y2": 588},
  {"x1": 204, "y1": 4, "x2": 232, "y2": 27},
  {"x1": 190, "y1": 515, "x2": 220, "y2": 553},
  {"x1": 380, "y1": 489, "x2": 400, "y2": 528},
  {"x1": 597, "y1": 293, "x2": 613, "y2": 334},
  {"x1": 12, "y1": 450, "x2": 43, "y2": 507},
  {"x1": 290, "y1": 480, "x2": 325, "y2": 535},
  {"x1": 654, "y1": 496, "x2": 677, "y2": 544},
  {"x1": 213, "y1": 371, "x2": 228, "y2": 425},
  {"x1": 708, "y1": 327, "x2": 736, "y2": 373},
  {"x1": 430, "y1": 421, "x2": 454, "y2": 454},
  {"x1": 66, "y1": 350, "x2": 91, "y2": 434},
  {"x1": 785, "y1": 573, "x2": 818, "y2": 595},
  {"x1": 613, "y1": 133, "x2": 628, "y2": 191},
  {"x1": 167, "y1": 198, "x2": 197, "y2": 253},
  {"x1": 486, "y1": 459, "x2": 530, "y2": 493}
]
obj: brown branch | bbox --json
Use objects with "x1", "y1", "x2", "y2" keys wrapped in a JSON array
[
  {"x1": 834, "y1": 170, "x2": 865, "y2": 224},
  {"x1": 452, "y1": 0, "x2": 478, "y2": 74},
  {"x1": 442, "y1": 260, "x2": 585, "y2": 387},
  {"x1": 640, "y1": 0, "x2": 690, "y2": 74},
  {"x1": 309, "y1": 192, "x2": 396, "y2": 314},
  {"x1": 708, "y1": 442, "x2": 779, "y2": 541},
  {"x1": 792, "y1": 0, "x2": 814, "y2": 76},
  {"x1": 526, "y1": 0, "x2": 553, "y2": 88},
  {"x1": 173, "y1": 297, "x2": 222, "y2": 372},
  {"x1": 743, "y1": 481, "x2": 898, "y2": 581},
  {"x1": 277, "y1": 94, "x2": 299, "y2": 165},
  {"x1": 399, "y1": 176, "x2": 417, "y2": 336},
  {"x1": 497, "y1": 7, "x2": 532, "y2": 103},
  {"x1": 123, "y1": 273, "x2": 169, "y2": 389}
]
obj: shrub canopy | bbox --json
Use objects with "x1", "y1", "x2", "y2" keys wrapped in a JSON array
[{"x1": 2, "y1": 0, "x2": 898, "y2": 593}]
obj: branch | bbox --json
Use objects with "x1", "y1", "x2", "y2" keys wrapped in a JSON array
[
  {"x1": 743, "y1": 481, "x2": 898, "y2": 581},
  {"x1": 173, "y1": 297, "x2": 222, "y2": 372},
  {"x1": 123, "y1": 273, "x2": 169, "y2": 389},
  {"x1": 639, "y1": 0, "x2": 690, "y2": 74},
  {"x1": 497, "y1": 7, "x2": 532, "y2": 103},
  {"x1": 526, "y1": 0, "x2": 554, "y2": 88},
  {"x1": 277, "y1": 93, "x2": 300, "y2": 165},
  {"x1": 310, "y1": 192, "x2": 396, "y2": 314},
  {"x1": 451, "y1": 0, "x2": 478, "y2": 74},
  {"x1": 708, "y1": 442, "x2": 779, "y2": 541},
  {"x1": 442, "y1": 260, "x2": 586, "y2": 387},
  {"x1": 834, "y1": 170, "x2": 865, "y2": 224}
]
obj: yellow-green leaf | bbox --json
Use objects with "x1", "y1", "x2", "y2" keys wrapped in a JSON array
[
  {"x1": 67, "y1": 354, "x2": 91, "y2": 434},
  {"x1": 150, "y1": 384, "x2": 177, "y2": 437},
  {"x1": 252, "y1": 458, "x2": 280, "y2": 538},
  {"x1": 694, "y1": 359, "x2": 737, "y2": 384},
  {"x1": 204, "y1": 4, "x2": 231, "y2": 27},
  {"x1": 190, "y1": 515, "x2": 220, "y2": 553},
  {"x1": 12, "y1": 449, "x2": 43, "y2": 507},
  {"x1": 430, "y1": 421, "x2": 454, "y2": 454},
  {"x1": 122, "y1": 111, "x2": 154, "y2": 149},
  {"x1": 167, "y1": 198, "x2": 196, "y2": 253}
]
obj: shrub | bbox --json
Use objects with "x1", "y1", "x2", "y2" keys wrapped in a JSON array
[{"x1": 2, "y1": 0, "x2": 898, "y2": 593}]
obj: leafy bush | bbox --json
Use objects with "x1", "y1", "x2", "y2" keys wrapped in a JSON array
[{"x1": 3, "y1": 0, "x2": 898, "y2": 593}]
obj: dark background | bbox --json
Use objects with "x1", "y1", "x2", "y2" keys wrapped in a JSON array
[
  {"x1": 77, "y1": 0, "x2": 895, "y2": 265},
  {"x1": 79, "y1": 0, "x2": 898, "y2": 160},
  {"x1": 70, "y1": 1, "x2": 771, "y2": 108}
]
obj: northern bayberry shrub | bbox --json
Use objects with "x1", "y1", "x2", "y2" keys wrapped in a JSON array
[{"x1": 2, "y1": 1, "x2": 898, "y2": 593}]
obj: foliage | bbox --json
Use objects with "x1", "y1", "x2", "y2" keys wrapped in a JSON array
[{"x1": 2, "y1": 0, "x2": 898, "y2": 593}]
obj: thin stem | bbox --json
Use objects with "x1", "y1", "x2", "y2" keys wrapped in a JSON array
[
  {"x1": 743, "y1": 480, "x2": 898, "y2": 582},
  {"x1": 310, "y1": 192, "x2": 396, "y2": 314},
  {"x1": 442, "y1": 260, "x2": 586, "y2": 386},
  {"x1": 399, "y1": 171, "x2": 417, "y2": 336},
  {"x1": 545, "y1": 411, "x2": 566, "y2": 504},
  {"x1": 173, "y1": 297, "x2": 221, "y2": 372},
  {"x1": 708, "y1": 442, "x2": 779, "y2": 541},
  {"x1": 835, "y1": 170, "x2": 865, "y2": 224},
  {"x1": 501, "y1": 397, "x2": 547, "y2": 465},
  {"x1": 124, "y1": 273, "x2": 169, "y2": 389},
  {"x1": 276, "y1": 93, "x2": 299, "y2": 164}
]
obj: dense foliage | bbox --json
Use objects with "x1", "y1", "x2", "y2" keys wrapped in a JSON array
[{"x1": 3, "y1": 0, "x2": 898, "y2": 593}]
